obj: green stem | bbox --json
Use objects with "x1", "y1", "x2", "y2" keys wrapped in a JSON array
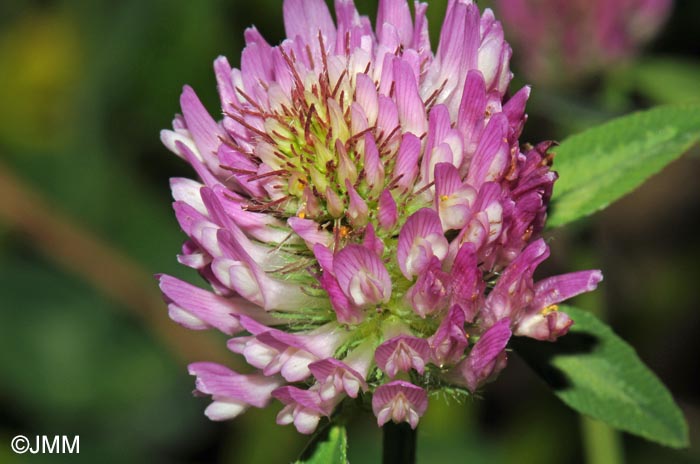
[
  {"x1": 581, "y1": 416, "x2": 625, "y2": 464},
  {"x1": 382, "y1": 422, "x2": 417, "y2": 464}
]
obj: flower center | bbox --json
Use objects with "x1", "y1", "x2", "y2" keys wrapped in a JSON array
[{"x1": 233, "y1": 44, "x2": 428, "y2": 244}]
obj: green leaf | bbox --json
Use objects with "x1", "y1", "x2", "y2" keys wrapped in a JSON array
[
  {"x1": 547, "y1": 105, "x2": 700, "y2": 228},
  {"x1": 512, "y1": 306, "x2": 689, "y2": 448},
  {"x1": 630, "y1": 57, "x2": 700, "y2": 105},
  {"x1": 296, "y1": 425, "x2": 348, "y2": 464}
]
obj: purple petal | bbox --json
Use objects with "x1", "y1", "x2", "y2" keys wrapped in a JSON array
[
  {"x1": 376, "y1": 95, "x2": 399, "y2": 143},
  {"x1": 393, "y1": 59, "x2": 427, "y2": 137},
  {"x1": 393, "y1": 133, "x2": 421, "y2": 194},
  {"x1": 375, "y1": 335, "x2": 430, "y2": 377},
  {"x1": 434, "y1": 163, "x2": 476, "y2": 231},
  {"x1": 483, "y1": 238, "x2": 549, "y2": 323},
  {"x1": 288, "y1": 217, "x2": 333, "y2": 249},
  {"x1": 406, "y1": 257, "x2": 450, "y2": 317},
  {"x1": 354, "y1": 73, "x2": 379, "y2": 126},
  {"x1": 318, "y1": 270, "x2": 365, "y2": 324},
  {"x1": 462, "y1": 318, "x2": 512, "y2": 391},
  {"x1": 363, "y1": 223, "x2": 385, "y2": 257},
  {"x1": 346, "y1": 180, "x2": 369, "y2": 227},
  {"x1": 429, "y1": 304, "x2": 468, "y2": 366},
  {"x1": 180, "y1": 86, "x2": 225, "y2": 174},
  {"x1": 378, "y1": 189, "x2": 398, "y2": 231},
  {"x1": 457, "y1": 70, "x2": 487, "y2": 156},
  {"x1": 377, "y1": 0, "x2": 413, "y2": 46},
  {"x1": 466, "y1": 113, "x2": 510, "y2": 188},
  {"x1": 309, "y1": 358, "x2": 369, "y2": 398},
  {"x1": 372, "y1": 380, "x2": 428, "y2": 429},
  {"x1": 533, "y1": 270, "x2": 604, "y2": 309},
  {"x1": 158, "y1": 274, "x2": 261, "y2": 335},
  {"x1": 515, "y1": 307, "x2": 574, "y2": 341},
  {"x1": 448, "y1": 243, "x2": 483, "y2": 321},
  {"x1": 397, "y1": 209, "x2": 449, "y2": 279},
  {"x1": 411, "y1": 1, "x2": 431, "y2": 55},
  {"x1": 282, "y1": 0, "x2": 336, "y2": 50},
  {"x1": 272, "y1": 386, "x2": 328, "y2": 415},
  {"x1": 188, "y1": 362, "x2": 281, "y2": 409},
  {"x1": 363, "y1": 133, "x2": 385, "y2": 194},
  {"x1": 334, "y1": 244, "x2": 392, "y2": 306}
]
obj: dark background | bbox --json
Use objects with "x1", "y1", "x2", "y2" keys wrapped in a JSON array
[{"x1": 0, "y1": 0, "x2": 698, "y2": 462}]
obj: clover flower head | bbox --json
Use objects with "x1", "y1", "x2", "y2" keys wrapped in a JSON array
[
  {"x1": 496, "y1": 0, "x2": 672, "y2": 84},
  {"x1": 159, "y1": 0, "x2": 602, "y2": 433}
]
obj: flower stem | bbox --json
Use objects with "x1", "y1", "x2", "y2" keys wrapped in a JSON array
[
  {"x1": 581, "y1": 415, "x2": 624, "y2": 464},
  {"x1": 382, "y1": 422, "x2": 416, "y2": 464}
]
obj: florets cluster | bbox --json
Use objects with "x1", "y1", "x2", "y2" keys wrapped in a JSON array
[{"x1": 159, "y1": 0, "x2": 602, "y2": 434}]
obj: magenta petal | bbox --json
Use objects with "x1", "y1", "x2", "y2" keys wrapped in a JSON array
[
  {"x1": 288, "y1": 217, "x2": 333, "y2": 249},
  {"x1": 397, "y1": 208, "x2": 449, "y2": 279},
  {"x1": 457, "y1": 70, "x2": 487, "y2": 148},
  {"x1": 437, "y1": 1, "x2": 479, "y2": 77},
  {"x1": 393, "y1": 133, "x2": 421, "y2": 193},
  {"x1": 282, "y1": 0, "x2": 336, "y2": 48},
  {"x1": 375, "y1": 335, "x2": 430, "y2": 377},
  {"x1": 346, "y1": 180, "x2": 370, "y2": 227},
  {"x1": 363, "y1": 134, "x2": 384, "y2": 192},
  {"x1": 189, "y1": 362, "x2": 281, "y2": 411},
  {"x1": 273, "y1": 385, "x2": 329, "y2": 434},
  {"x1": 502, "y1": 85, "x2": 530, "y2": 138},
  {"x1": 372, "y1": 380, "x2": 428, "y2": 429},
  {"x1": 309, "y1": 358, "x2": 369, "y2": 398},
  {"x1": 313, "y1": 243, "x2": 335, "y2": 273},
  {"x1": 434, "y1": 162, "x2": 463, "y2": 198},
  {"x1": 533, "y1": 270, "x2": 604, "y2": 309},
  {"x1": 355, "y1": 73, "x2": 379, "y2": 125},
  {"x1": 376, "y1": 95, "x2": 399, "y2": 140},
  {"x1": 412, "y1": 1, "x2": 430, "y2": 54},
  {"x1": 448, "y1": 243, "x2": 483, "y2": 321},
  {"x1": 158, "y1": 274, "x2": 259, "y2": 335},
  {"x1": 363, "y1": 223, "x2": 385, "y2": 257},
  {"x1": 515, "y1": 308, "x2": 574, "y2": 341},
  {"x1": 319, "y1": 270, "x2": 365, "y2": 324},
  {"x1": 466, "y1": 113, "x2": 510, "y2": 188},
  {"x1": 334, "y1": 244, "x2": 392, "y2": 307},
  {"x1": 406, "y1": 257, "x2": 450, "y2": 317},
  {"x1": 272, "y1": 386, "x2": 328, "y2": 415},
  {"x1": 435, "y1": 163, "x2": 476, "y2": 230},
  {"x1": 180, "y1": 87, "x2": 226, "y2": 174},
  {"x1": 378, "y1": 189, "x2": 398, "y2": 231},
  {"x1": 483, "y1": 238, "x2": 550, "y2": 323},
  {"x1": 393, "y1": 58, "x2": 427, "y2": 137},
  {"x1": 377, "y1": 0, "x2": 413, "y2": 46},
  {"x1": 429, "y1": 304, "x2": 468, "y2": 366},
  {"x1": 462, "y1": 318, "x2": 512, "y2": 392},
  {"x1": 213, "y1": 56, "x2": 236, "y2": 113}
]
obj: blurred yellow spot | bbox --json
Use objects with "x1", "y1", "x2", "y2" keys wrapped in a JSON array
[
  {"x1": 440, "y1": 195, "x2": 449, "y2": 202},
  {"x1": 0, "y1": 11, "x2": 83, "y2": 152},
  {"x1": 540, "y1": 304, "x2": 559, "y2": 316},
  {"x1": 339, "y1": 226, "x2": 350, "y2": 238}
]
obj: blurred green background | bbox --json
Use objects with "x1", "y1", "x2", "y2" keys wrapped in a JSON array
[{"x1": 0, "y1": 0, "x2": 698, "y2": 462}]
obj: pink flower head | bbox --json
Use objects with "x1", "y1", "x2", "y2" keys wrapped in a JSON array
[
  {"x1": 160, "y1": 0, "x2": 602, "y2": 433},
  {"x1": 495, "y1": 0, "x2": 672, "y2": 84}
]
